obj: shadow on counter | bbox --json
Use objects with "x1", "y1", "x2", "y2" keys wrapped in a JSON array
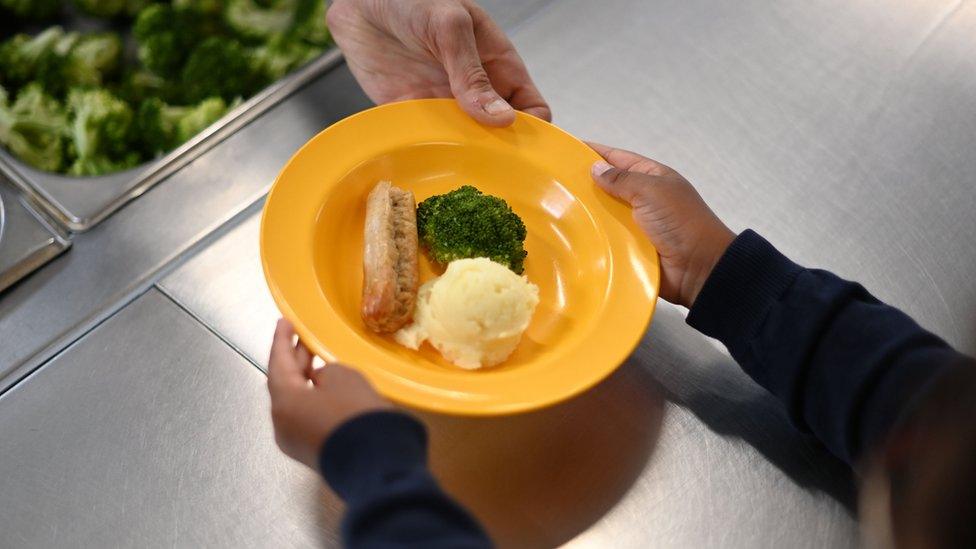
[
  {"x1": 636, "y1": 304, "x2": 857, "y2": 511},
  {"x1": 421, "y1": 358, "x2": 667, "y2": 548}
]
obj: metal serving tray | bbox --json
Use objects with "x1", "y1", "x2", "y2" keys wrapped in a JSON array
[
  {"x1": 0, "y1": 49, "x2": 344, "y2": 232},
  {"x1": 0, "y1": 180, "x2": 70, "y2": 292}
]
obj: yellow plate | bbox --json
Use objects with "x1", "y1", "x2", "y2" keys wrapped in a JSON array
[{"x1": 261, "y1": 99, "x2": 659, "y2": 415}]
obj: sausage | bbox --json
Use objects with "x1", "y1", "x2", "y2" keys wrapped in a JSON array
[{"x1": 362, "y1": 181, "x2": 419, "y2": 333}]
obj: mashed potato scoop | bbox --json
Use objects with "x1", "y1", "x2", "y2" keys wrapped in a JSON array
[{"x1": 395, "y1": 258, "x2": 539, "y2": 369}]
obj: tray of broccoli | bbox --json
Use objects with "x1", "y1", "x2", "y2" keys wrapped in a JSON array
[{"x1": 0, "y1": 0, "x2": 340, "y2": 231}]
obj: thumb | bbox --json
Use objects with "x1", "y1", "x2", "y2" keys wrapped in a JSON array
[
  {"x1": 435, "y1": 9, "x2": 515, "y2": 127},
  {"x1": 591, "y1": 160, "x2": 652, "y2": 206}
]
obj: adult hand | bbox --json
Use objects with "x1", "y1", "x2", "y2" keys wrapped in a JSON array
[
  {"x1": 590, "y1": 143, "x2": 736, "y2": 308},
  {"x1": 327, "y1": 0, "x2": 550, "y2": 126},
  {"x1": 267, "y1": 319, "x2": 392, "y2": 470}
]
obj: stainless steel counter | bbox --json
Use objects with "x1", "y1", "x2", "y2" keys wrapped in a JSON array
[
  {"x1": 2, "y1": 0, "x2": 975, "y2": 547},
  {"x1": 0, "y1": 291, "x2": 341, "y2": 548}
]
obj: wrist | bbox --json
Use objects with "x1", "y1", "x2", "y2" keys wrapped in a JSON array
[
  {"x1": 680, "y1": 225, "x2": 736, "y2": 308},
  {"x1": 318, "y1": 410, "x2": 428, "y2": 501}
]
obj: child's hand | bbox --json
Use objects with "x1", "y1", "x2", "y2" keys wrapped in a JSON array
[
  {"x1": 267, "y1": 319, "x2": 392, "y2": 470},
  {"x1": 589, "y1": 143, "x2": 736, "y2": 308}
]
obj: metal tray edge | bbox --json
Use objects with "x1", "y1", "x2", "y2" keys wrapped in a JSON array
[{"x1": 0, "y1": 190, "x2": 71, "y2": 293}]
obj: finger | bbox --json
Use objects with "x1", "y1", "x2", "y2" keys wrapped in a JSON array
[
  {"x1": 497, "y1": 70, "x2": 551, "y2": 121},
  {"x1": 587, "y1": 142, "x2": 670, "y2": 175},
  {"x1": 521, "y1": 104, "x2": 553, "y2": 122},
  {"x1": 267, "y1": 319, "x2": 306, "y2": 392},
  {"x1": 313, "y1": 363, "x2": 366, "y2": 387},
  {"x1": 591, "y1": 161, "x2": 655, "y2": 206},
  {"x1": 308, "y1": 364, "x2": 329, "y2": 387},
  {"x1": 433, "y1": 8, "x2": 515, "y2": 127},
  {"x1": 295, "y1": 339, "x2": 314, "y2": 372},
  {"x1": 466, "y1": 3, "x2": 551, "y2": 122}
]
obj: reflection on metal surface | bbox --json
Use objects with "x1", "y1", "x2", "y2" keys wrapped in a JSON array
[
  {"x1": 0, "y1": 182, "x2": 70, "y2": 293},
  {"x1": 0, "y1": 50, "x2": 345, "y2": 232},
  {"x1": 0, "y1": 291, "x2": 340, "y2": 547}
]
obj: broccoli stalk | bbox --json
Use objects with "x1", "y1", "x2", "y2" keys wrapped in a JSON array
[
  {"x1": 225, "y1": 0, "x2": 329, "y2": 44},
  {"x1": 250, "y1": 35, "x2": 323, "y2": 81},
  {"x1": 64, "y1": 33, "x2": 124, "y2": 87},
  {"x1": 116, "y1": 69, "x2": 174, "y2": 104},
  {"x1": 0, "y1": 27, "x2": 65, "y2": 91},
  {"x1": 136, "y1": 96, "x2": 230, "y2": 156},
  {"x1": 65, "y1": 88, "x2": 139, "y2": 176},
  {"x1": 225, "y1": 0, "x2": 298, "y2": 42},
  {"x1": 417, "y1": 186, "x2": 529, "y2": 274},
  {"x1": 0, "y1": 83, "x2": 67, "y2": 172}
]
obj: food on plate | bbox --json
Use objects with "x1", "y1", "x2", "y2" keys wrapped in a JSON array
[
  {"x1": 0, "y1": 0, "x2": 330, "y2": 176},
  {"x1": 362, "y1": 181, "x2": 420, "y2": 333},
  {"x1": 416, "y1": 185, "x2": 528, "y2": 274},
  {"x1": 395, "y1": 258, "x2": 539, "y2": 369}
]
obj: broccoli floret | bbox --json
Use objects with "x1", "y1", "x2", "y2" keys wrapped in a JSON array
[
  {"x1": 0, "y1": 27, "x2": 65, "y2": 91},
  {"x1": 64, "y1": 33, "x2": 123, "y2": 87},
  {"x1": 181, "y1": 36, "x2": 260, "y2": 102},
  {"x1": 133, "y1": 4, "x2": 216, "y2": 79},
  {"x1": 116, "y1": 69, "x2": 175, "y2": 104},
  {"x1": 293, "y1": 0, "x2": 330, "y2": 46},
  {"x1": 0, "y1": 83, "x2": 67, "y2": 172},
  {"x1": 250, "y1": 35, "x2": 323, "y2": 81},
  {"x1": 0, "y1": 0, "x2": 62, "y2": 20},
  {"x1": 34, "y1": 32, "x2": 123, "y2": 96},
  {"x1": 136, "y1": 96, "x2": 229, "y2": 155},
  {"x1": 65, "y1": 88, "x2": 138, "y2": 175},
  {"x1": 226, "y1": 0, "x2": 330, "y2": 45},
  {"x1": 224, "y1": 0, "x2": 297, "y2": 42},
  {"x1": 73, "y1": 0, "x2": 152, "y2": 18},
  {"x1": 417, "y1": 186, "x2": 528, "y2": 273}
]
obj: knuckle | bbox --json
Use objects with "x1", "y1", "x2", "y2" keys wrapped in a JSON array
[
  {"x1": 460, "y1": 64, "x2": 492, "y2": 90},
  {"x1": 602, "y1": 167, "x2": 627, "y2": 185},
  {"x1": 432, "y1": 7, "x2": 473, "y2": 34},
  {"x1": 633, "y1": 159, "x2": 668, "y2": 177}
]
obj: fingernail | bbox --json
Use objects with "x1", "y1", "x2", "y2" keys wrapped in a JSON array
[
  {"x1": 484, "y1": 98, "x2": 512, "y2": 115},
  {"x1": 592, "y1": 161, "x2": 614, "y2": 177}
]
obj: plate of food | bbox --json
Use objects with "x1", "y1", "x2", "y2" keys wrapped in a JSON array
[{"x1": 261, "y1": 99, "x2": 659, "y2": 415}]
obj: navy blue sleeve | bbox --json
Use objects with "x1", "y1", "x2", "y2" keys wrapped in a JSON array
[
  {"x1": 687, "y1": 230, "x2": 965, "y2": 465},
  {"x1": 319, "y1": 410, "x2": 492, "y2": 549}
]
